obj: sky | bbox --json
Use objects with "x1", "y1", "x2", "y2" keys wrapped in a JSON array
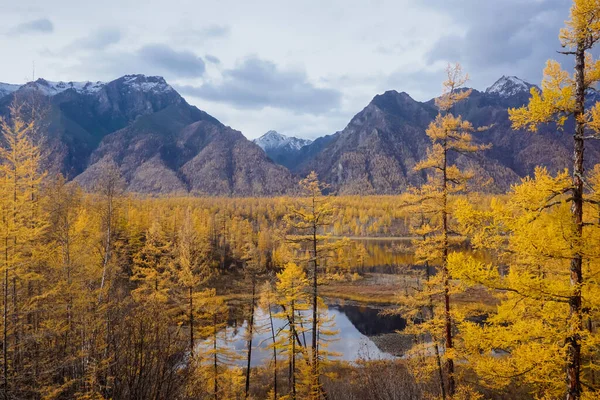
[{"x1": 0, "y1": 0, "x2": 571, "y2": 139}]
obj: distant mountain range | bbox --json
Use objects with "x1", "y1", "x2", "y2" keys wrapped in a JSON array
[
  {"x1": 253, "y1": 131, "x2": 312, "y2": 169},
  {"x1": 0, "y1": 74, "x2": 596, "y2": 195},
  {"x1": 0, "y1": 75, "x2": 293, "y2": 195}
]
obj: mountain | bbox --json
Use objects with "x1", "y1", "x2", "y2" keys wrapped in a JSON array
[
  {"x1": 254, "y1": 130, "x2": 312, "y2": 152},
  {"x1": 253, "y1": 130, "x2": 313, "y2": 169},
  {"x1": 297, "y1": 91, "x2": 439, "y2": 194},
  {"x1": 0, "y1": 75, "x2": 293, "y2": 196},
  {"x1": 2, "y1": 73, "x2": 596, "y2": 196},
  {"x1": 485, "y1": 75, "x2": 537, "y2": 98},
  {"x1": 0, "y1": 83, "x2": 20, "y2": 99},
  {"x1": 253, "y1": 129, "x2": 340, "y2": 172},
  {"x1": 298, "y1": 76, "x2": 600, "y2": 194},
  {"x1": 289, "y1": 132, "x2": 340, "y2": 173}
]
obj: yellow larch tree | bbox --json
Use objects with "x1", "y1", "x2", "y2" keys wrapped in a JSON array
[
  {"x1": 258, "y1": 281, "x2": 281, "y2": 399},
  {"x1": 175, "y1": 207, "x2": 211, "y2": 356},
  {"x1": 0, "y1": 99, "x2": 47, "y2": 399},
  {"x1": 131, "y1": 220, "x2": 174, "y2": 304},
  {"x1": 194, "y1": 289, "x2": 242, "y2": 400},
  {"x1": 449, "y1": 166, "x2": 600, "y2": 399},
  {"x1": 506, "y1": 1, "x2": 600, "y2": 398},
  {"x1": 274, "y1": 262, "x2": 309, "y2": 400},
  {"x1": 284, "y1": 172, "x2": 335, "y2": 400},
  {"x1": 398, "y1": 63, "x2": 489, "y2": 398}
]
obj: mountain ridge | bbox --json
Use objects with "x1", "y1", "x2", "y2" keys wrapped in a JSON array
[
  {"x1": 2, "y1": 73, "x2": 591, "y2": 196},
  {"x1": 0, "y1": 74, "x2": 294, "y2": 196}
]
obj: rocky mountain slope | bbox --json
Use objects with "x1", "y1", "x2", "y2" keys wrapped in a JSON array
[
  {"x1": 0, "y1": 75, "x2": 293, "y2": 195},
  {"x1": 298, "y1": 76, "x2": 600, "y2": 194},
  {"x1": 2, "y1": 74, "x2": 597, "y2": 196}
]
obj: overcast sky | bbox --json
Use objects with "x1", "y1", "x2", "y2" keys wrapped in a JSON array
[{"x1": 0, "y1": 0, "x2": 571, "y2": 139}]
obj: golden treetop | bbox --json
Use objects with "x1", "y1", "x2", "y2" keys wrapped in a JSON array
[
  {"x1": 560, "y1": 0, "x2": 600, "y2": 50},
  {"x1": 435, "y1": 63, "x2": 472, "y2": 112}
]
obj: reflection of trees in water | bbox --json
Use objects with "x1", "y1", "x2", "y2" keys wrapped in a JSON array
[
  {"x1": 352, "y1": 240, "x2": 493, "y2": 273},
  {"x1": 330, "y1": 304, "x2": 406, "y2": 336}
]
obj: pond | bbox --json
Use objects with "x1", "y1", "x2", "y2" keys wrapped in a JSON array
[{"x1": 202, "y1": 303, "x2": 406, "y2": 367}]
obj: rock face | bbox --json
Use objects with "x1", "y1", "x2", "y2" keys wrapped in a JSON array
[
  {"x1": 1, "y1": 73, "x2": 597, "y2": 196},
  {"x1": 0, "y1": 75, "x2": 294, "y2": 196},
  {"x1": 289, "y1": 132, "x2": 340, "y2": 173},
  {"x1": 299, "y1": 76, "x2": 600, "y2": 194},
  {"x1": 299, "y1": 91, "x2": 439, "y2": 194}
]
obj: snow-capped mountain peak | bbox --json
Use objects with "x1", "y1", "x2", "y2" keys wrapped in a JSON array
[
  {"x1": 19, "y1": 78, "x2": 106, "y2": 96},
  {"x1": 254, "y1": 130, "x2": 312, "y2": 151},
  {"x1": 119, "y1": 74, "x2": 175, "y2": 94},
  {"x1": 486, "y1": 76, "x2": 536, "y2": 97},
  {"x1": 0, "y1": 75, "x2": 176, "y2": 100}
]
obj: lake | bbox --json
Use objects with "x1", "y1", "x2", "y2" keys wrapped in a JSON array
[{"x1": 202, "y1": 303, "x2": 406, "y2": 367}]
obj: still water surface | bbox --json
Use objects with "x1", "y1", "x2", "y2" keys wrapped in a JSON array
[{"x1": 206, "y1": 304, "x2": 406, "y2": 367}]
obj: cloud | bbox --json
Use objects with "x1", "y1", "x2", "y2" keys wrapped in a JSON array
[
  {"x1": 8, "y1": 18, "x2": 54, "y2": 36},
  {"x1": 205, "y1": 54, "x2": 221, "y2": 64},
  {"x1": 169, "y1": 24, "x2": 231, "y2": 44},
  {"x1": 64, "y1": 27, "x2": 121, "y2": 52},
  {"x1": 178, "y1": 56, "x2": 342, "y2": 114},
  {"x1": 198, "y1": 24, "x2": 230, "y2": 38},
  {"x1": 60, "y1": 43, "x2": 206, "y2": 80},
  {"x1": 422, "y1": 0, "x2": 569, "y2": 86},
  {"x1": 137, "y1": 44, "x2": 206, "y2": 77}
]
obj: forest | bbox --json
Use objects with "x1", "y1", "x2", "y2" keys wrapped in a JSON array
[{"x1": 3, "y1": 1, "x2": 600, "y2": 399}]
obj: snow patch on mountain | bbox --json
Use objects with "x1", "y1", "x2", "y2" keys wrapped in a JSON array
[
  {"x1": 0, "y1": 83, "x2": 21, "y2": 99},
  {"x1": 19, "y1": 79, "x2": 106, "y2": 96},
  {"x1": 254, "y1": 130, "x2": 312, "y2": 151},
  {"x1": 121, "y1": 75, "x2": 175, "y2": 94},
  {"x1": 0, "y1": 75, "x2": 175, "y2": 99},
  {"x1": 486, "y1": 76, "x2": 536, "y2": 97}
]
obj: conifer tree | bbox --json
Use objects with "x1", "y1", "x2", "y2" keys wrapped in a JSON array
[
  {"x1": 176, "y1": 207, "x2": 211, "y2": 357},
  {"x1": 402, "y1": 63, "x2": 488, "y2": 397},
  {"x1": 285, "y1": 172, "x2": 334, "y2": 399},
  {"x1": 449, "y1": 167, "x2": 600, "y2": 398},
  {"x1": 196, "y1": 290, "x2": 239, "y2": 400},
  {"x1": 242, "y1": 240, "x2": 264, "y2": 398},
  {"x1": 0, "y1": 99, "x2": 46, "y2": 399},
  {"x1": 274, "y1": 262, "x2": 309, "y2": 400},
  {"x1": 507, "y1": 2, "x2": 600, "y2": 397},
  {"x1": 259, "y1": 281, "x2": 280, "y2": 399},
  {"x1": 131, "y1": 221, "x2": 173, "y2": 304}
]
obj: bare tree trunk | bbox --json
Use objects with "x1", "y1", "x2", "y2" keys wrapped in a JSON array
[
  {"x1": 245, "y1": 276, "x2": 256, "y2": 398},
  {"x1": 189, "y1": 287, "x2": 194, "y2": 356},
  {"x1": 2, "y1": 265, "x2": 7, "y2": 400},
  {"x1": 268, "y1": 301, "x2": 278, "y2": 399},
  {"x1": 98, "y1": 196, "x2": 112, "y2": 302},
  {"x1": 566, "y1": 43, "x2": 585, "y2": 400},
  {"x1": 426, "y1": 262, "x2": 446, "y2": 400},
  {"x1": 291, "y1": 297, "x2": 296, "y2": 400},
  {"x1": 11, "y1": 277, "x2": 17, "y2": 383},
  {"x1": 311, "y1": 220, "x2": 319, "y2": 399},
  {"x1": 213, "y1": 314, "x2": 218, "y2": 400},
  {"x1": 441, "y1": 145, "x2": 455, "y2": 397}
]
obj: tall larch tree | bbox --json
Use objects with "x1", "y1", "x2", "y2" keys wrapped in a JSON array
[
  {"x1": 242, "y1": 239, "x2": 264, "y2": 398},
  {"x1": 285, "y1": 172, "x2": 334, "y2": 399},
  {"x1": 0, "y1": 99, "x2": 46, "y2": 399},
  {"x1": 408, "y1": 63, "x2": 488, "y2": 397},
  {"x1": 508, "y1": 1, "x2": 600, "y2": 397},
  {"x1": 176, "y1": 207, "x2": 211, "y2": 358},
  {"x1": 274, "y1": 262, "x2": 309, "y2": 400}
]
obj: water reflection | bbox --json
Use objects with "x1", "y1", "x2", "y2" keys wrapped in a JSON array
[{"x1": 204, "y1": 304, "x2": 406, "y2": 367}]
